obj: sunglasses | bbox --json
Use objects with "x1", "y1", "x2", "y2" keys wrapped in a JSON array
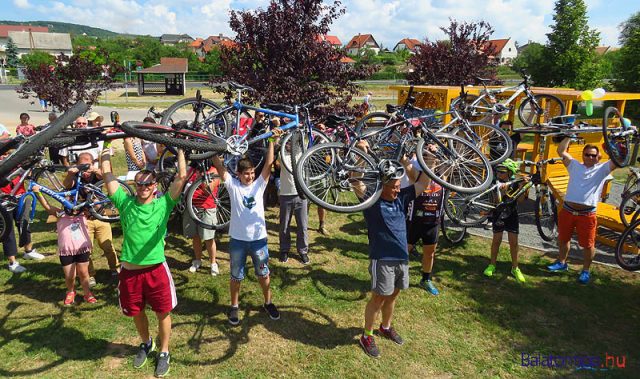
[
  {"x1": 584, "y1": 153, "x2": 598, "y2": 158},
  {"x1": 135, "y1": 181, "x2": 156, "y2": 187}
]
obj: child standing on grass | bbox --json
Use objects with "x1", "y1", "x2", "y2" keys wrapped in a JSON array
[
  {"x1": 33, "y1": 185, "x2": 97, "y2": 305},
  {"x1": 483, "y1": 160, "x2": 528, "y2": 283}
]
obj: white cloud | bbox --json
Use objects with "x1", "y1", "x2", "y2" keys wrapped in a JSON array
[{"x1": 13, "y1": 0, "x2": 32, "y2": 9}]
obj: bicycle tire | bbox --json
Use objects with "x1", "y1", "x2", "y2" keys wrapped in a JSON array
[
  {"x1": 534, "y1": 189, "x2": 558, "y2": 241},
  {"x1": 443, "y1": 189, "x2": 492, "y2": 227},
  {"x1": 614, "y1": 218, "x2": 640, "y2": 271},
  {"x1": 454, "y1": 122, "x2": 513, "y2": 165},
  {"x1": 518, "y1": 94, "x2": 565, "y2": 126},
  {"x1": 602, "y1": 106, "x2": 632, "y2": 168},
  {"x1": 0, "y1": 101, "x2": 88, "y2": 178},
  {"x1": 450, "y1": 94, "x2": 493, "y2": 123},
  {"x1": 88, "y1": 179, "x2": 134, "y2": 222},
  {"x1": 440, "y1": 203, "x2": 467, "y2": 244},
  {"x1": 622, "y1": 171, "x2": 640, "y2": 196},
  {"x1": 186, "y1": 176, "x2": 230, "y2": 230},
  {"x1": 416, "y1": 134, "x2": 493, "y2": 194},
  {"x1": 120, "y1": 122, "x2": 227, "y2": 153},
  {"x1": 0, "y1": 203, "x2": 10, "y2": 241},
  {"x1": 289, "y1": 130, "x2": 307, "y2": 199},
  {"x1": 295, "y1": 142, "x2": 382, "y2": 213},
  {"x1": 46, "y1": 136, "x2": 79, "y2": 148},
  {"x1": 619, "y1": 189, "x2": 640, "y2": 228},
  {"x1": 355, "y1": 112, "x2": 392, "y2": 134},
  {"x1": 280, "y1": 128, "x2": 331, "y2": 174},
  {"x1": 161, "y1": 97, "x2": 229, "y2": 137},
  {"x1": 32, "y1": 165, "x2": 67, "y2": 192}
]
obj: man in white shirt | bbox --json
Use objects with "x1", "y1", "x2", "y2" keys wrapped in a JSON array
[
  {"x1": 212, "y1": 127, "x2": 283, "y2": 326},
  {"x1": 547, "y1": 137, "x2": 617, "y2": 284},
  {"x1": 59, "y1": 115, "x2": 104, "y2": 165}
]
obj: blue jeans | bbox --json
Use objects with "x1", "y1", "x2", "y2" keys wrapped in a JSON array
[{"x1": 229, "y1": 238, "x2": 269, "y2": 281}]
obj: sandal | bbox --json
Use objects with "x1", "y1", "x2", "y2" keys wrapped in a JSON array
[
  {"x1": 84, "y1": 293, "x2": 97, "y2": 304},
  {"x1": 64, "y1": 291, "x2": 76, "y2": 306}
]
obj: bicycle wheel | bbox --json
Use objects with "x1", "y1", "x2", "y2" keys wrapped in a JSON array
[
  {"x1": 450, "y1": 94, "x2": 493, "y2": 123},
  {"x1": 534, "y1": 189, "x2": 558, "y2": 241},
  {"x1": 161, "y1": 98, "x2": 229, "y2": 137},
  {"x1": 614, "y1": 218, "x2": 640, "y2": 271},
  {"x1": 518, "y1": 94, "x2": 565, "y2": 126},
  {"x1": 619, "y1": 189, "x2": 640, "y2": 228},
  {"x1": 121, "y1": 122, "x2": 227, "y2": 154},
  {"x1": 280, "y1": 128, "x2": 330, "y2": 174},
  {"x1": 602, "y1": 106, "x2": 632, "y2": 168},
  {"x1": 361, "y1": 127, "x2": 403, "y2": 161},
  {"x1": 355, "y1": 112, "x2": 392, "y2": 134},
  {"x1": 622, "y1": 171, "x2": 640, "y2": 196},
  {"x1": 443, "y1": 189, "x2": 492, "y2": 227},
  {"x1": 0, "y1": 202, "x2": 10, "y2": 241},
  {"x1": 440, "y1": 205, "x2": 467, "y2": 244},
  {"x1": 454, "y1": 123, "x2": 513, "y2": 165},
  {"x1": 295, "y1": 142, "x2": 382, "y2": 213},
  {"x1": 0, "y1": 101, "x2": 88, "y2": 178},
  {"x1": 186, "y1": 176, "x2": 230, "y2": 230},
  {"x1": 416, "y1": 134, "x2": 493, "y2": 194},
  {"x1": 87, "y1": 179, "x2": 134, "y2": 222}
]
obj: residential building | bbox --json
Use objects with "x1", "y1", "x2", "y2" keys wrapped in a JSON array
[
  {"x1": 345, "y1": 34, "x2": 380, "y2": 55},
  {"x1": 160, "y1": 34, "x2": 195, "y2": 45},
  {"x1": 317, "y1": 35, "x2": 342, "y2": 48},
  {"x1": 484, "y1": 38, "x2": 518, "y2": 65},
  {"x1": 393, "y1": 38, "x2": 422, "y2": 54},
  {"x1": 191, "y1": 34, "x2": 233, "y2": 60},
  {"x1": 0, "y1": 24, "x2": 49, "y2": 60},
  {"x1": 595, "y1": 46, "x2": 619, "y2": 55},
  {"x1": 6, "y1": 31, "x2": 72, "y2": 59}
]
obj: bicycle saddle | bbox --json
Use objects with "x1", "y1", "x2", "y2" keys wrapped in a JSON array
[
  {"x1": 386, "y1": 104, "x2": 399, "y2": 113},
  {"x1": 474, "y1": 76, "x2": 492, "y2": 83},
  {"x1": 325, "y1": 115, "x2": 354, "y2": 125},
  {"x1": 227, "y1": 81, "x2": 255, "y2": 92},
  {"x1": 261, "y1": 103, "x2": 295, "y2": 113}
]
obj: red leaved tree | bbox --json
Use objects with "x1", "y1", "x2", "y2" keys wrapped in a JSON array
[
  {"x1": 407, "y1": 19, "x2": 498, "y2": 85},
  {"x1": 17, "y1": 52, "x2": 119, "y2": 111},
  {"x1": 218, "y1": 0, "x2": 375, "y2": 114}
]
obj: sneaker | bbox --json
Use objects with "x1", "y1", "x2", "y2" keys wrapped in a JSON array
[
  {"x1": 23, "y1": 249, "x2": 45, "y2": 260},
  {"x1": 188, "y1": 259, "x2": 201, "y2": 273},
  {"x1": 319, "y1": 224, "x2": 328, "y2": 236},
  {"x1": 279, "y1": 251, "x2": 289, "y2": 263},
  {"x1": 8, "y1": 262, "x2": 26, "y2": 274},
  {"x1": 227, "y1": 306, "x2": 240, "y2": 326},
  {"x1": 84, "y1": 293, "x2": 98, "y2": 304},
  {"x1": 511, "y1": 267, "x2": 526, "y2": 283},
  {"x1": 419, "y1": 279, "x2": 440, "y2": 295},
  {"x1": 378, "y1": 325, "x2": 404, "y2": 345},
  {"x1": 155, "y1": 352, "x2": 170, "y2": 378},
  {"x1": 63, "y1": 291, "x2": 75, "y2": 306},
  {"x1": 547, "y1": 260, "x2": 568, "y2": 272},
  {"x1": 133, "y1": 339, "x2": 156, "y2": 368},
  {"x1": 359, "y1": 334, "x2": 380, "y2": 358},
  {"x1": 299, "y1": 252, "x2": 310, "y2": 265},
  {"x1": 578, "y1": 270, "x2": 591, "y2": 284},
  {"x1": 263, "y1": 302, "x2": 280, "y2": 320},
  {"x1": 210, "y1": 262, "x2": 219, "y2": 276},
  {"x1": 88, "y1": 277, "x2": 97, "y2": 288},
  {"x1": 483, "y1": 264, "x2": 496, "y2": 277}
]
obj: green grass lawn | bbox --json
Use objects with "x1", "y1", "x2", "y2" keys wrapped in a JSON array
[{"x1": 0, "y1": 153, "x2": 639, "y2": 377}]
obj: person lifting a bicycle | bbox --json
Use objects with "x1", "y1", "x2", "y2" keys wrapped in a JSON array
[{"x1": 547, "y1": 136, "x2": 617, "y2": 284}]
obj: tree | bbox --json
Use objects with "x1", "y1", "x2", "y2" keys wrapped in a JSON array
[
  {"x1": 20, "y1": 51, "x2": 55, "y2": 70},
  {"x1": 407, "y1": 19, "x2": 498, "y2": 85},
  {"x1": 612, "y1": 12, "x2": 640, "y2": 121},
  {"x1": 619, "y1": 11, "x2": 640, "y2": 45},
  {"x1": 218, "y1": 0, "x2": 374, "y2": 113},
  {"x1": 16, "y1": 53, "x2": 118, "y2": 111},
  {"x1": 5, "y1": 38, "x2": 19, "y2": 67},
  {"x1": 540, "y1": 0, "x2": 602, "y2": 89},
  {"x1": 510, "y1": 42, "x2": 547, "y2": 79}
]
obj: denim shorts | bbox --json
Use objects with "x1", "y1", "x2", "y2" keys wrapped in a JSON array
[{"x1": 229, "y1": 238, "x2": 270, "y2": 281}]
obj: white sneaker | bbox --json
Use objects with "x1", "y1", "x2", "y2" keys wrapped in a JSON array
[
  {"x1": 211, "y1": 262, "x2": 219, "y2": 276},
  {"x1": 188, "y1": 259, "x2": 201, "y2": 273},
  {"x1": 23, "y1": 249, "x2": 45, "y2": 260},
  {"x1": 8, "y1": 262, "x2": 27, "y2": 273},
  {"x1": 88, "y1": 277, "x2": 97, "y2": 288}
]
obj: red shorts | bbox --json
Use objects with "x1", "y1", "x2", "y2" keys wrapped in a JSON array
[
  {"x1": 118, "y1": 262, "x2": 177, "y2": 316},
  {"x1": 558, "y1": 208, "x2": 597, "y2": 248}
]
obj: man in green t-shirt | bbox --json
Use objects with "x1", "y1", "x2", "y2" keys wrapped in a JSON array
[{"x1": 101, "y1": 143, "x2": 186, "y2": 378}]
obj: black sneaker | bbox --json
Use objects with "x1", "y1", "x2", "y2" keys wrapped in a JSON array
[
  {"x1": 133, "y1": 339, "x2": 156, "y2": 368},
  {"x1": 359, "y1": 334, "x2": 380, "y2": 358},
  {"x1": 279, "y1": 251, "x2": 289, "y2": 263},
  {"x1": 155, "y1": 352, "x2": 170, "y2": 377},
  {"x1": 227, "y1": 306, "x2": 240, "y2": 326},
  {"x1": 378, "y1": 325, "x2": 404, "y2": 345},
  {"x1": 300, "y1": 252, "x2": 310, "y2": 265},
  {"x1": 263, "y1": 302, "x2": 280, "y2": 320}
]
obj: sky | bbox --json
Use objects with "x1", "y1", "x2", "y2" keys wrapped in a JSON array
[{"x1": 1, "y1": 0, "x2": 636, "y2": 48}]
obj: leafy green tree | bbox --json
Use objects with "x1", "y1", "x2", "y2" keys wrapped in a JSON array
[
  {"x1": 540, "y1": 0, "x2": 601, "y2": 89},
  {"x1": 613, "y1": 12, "x2": 640, "y2": 91},
  {"x1": 511, "y1": 42, "x2": 547, "y2": 79},
  {"x1": 5, "y1": 38, "x2": 19, "y2": 67},
  {"x1": 20, "y1": 51, "x2": 55, "y2": 70},
  {"x1": 619, "y1": 11, "x2": 640, "y2": 45}
]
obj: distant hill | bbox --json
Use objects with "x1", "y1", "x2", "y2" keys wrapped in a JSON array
[{"x1": 0, "y1": 20, "x2": 143, "y2": 38}]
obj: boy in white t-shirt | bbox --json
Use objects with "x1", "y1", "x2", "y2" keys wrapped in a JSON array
[{"x1": 212, "y1": 128, "x2": 283, "y2": 326}]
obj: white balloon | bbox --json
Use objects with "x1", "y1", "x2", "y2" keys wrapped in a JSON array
[{"x1": 592, "y1": 88, "x2": 606, "y2": 99}]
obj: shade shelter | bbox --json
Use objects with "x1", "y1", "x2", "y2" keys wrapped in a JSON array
[{"x1": 136, "y1": 57, "x2": 188, "y2": 96}]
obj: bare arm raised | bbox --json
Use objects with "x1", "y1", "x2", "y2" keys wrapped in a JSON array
[
  {"x1": 168, "y1": 149, "x2": 187, "y2": 201},
  {"x1": 99, "y1": 142, "x2": 120, "y2": 196}
]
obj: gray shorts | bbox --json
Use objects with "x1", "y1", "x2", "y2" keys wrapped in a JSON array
[
  {"x1": 369, "y1": 259, "x2": 409, "y2": 296},
  {"x1": 183, "y1": 208, "x2": 217, "y2": 241}
]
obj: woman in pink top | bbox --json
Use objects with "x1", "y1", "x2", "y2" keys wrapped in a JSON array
[{"x1": 16, "y1": 113, "x2": 36, "y2": 137}]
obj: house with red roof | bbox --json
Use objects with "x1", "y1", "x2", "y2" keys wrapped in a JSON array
[
  {"x1": 190, "y1": 34, "x2": 233, "y2": 60},
  {"x1": 393, "y1": 38, "x2": 422, "y2": 54},
  {"x1": 345, "y1": 34, "x2": 380, "y2": 55},
  {"x1": 317, "y1": 35, "x2": 342, "y2": 48},
  {"x1": 484, "y1": 38, "x2": 517, "y2": 65},
  {"x1": 0, "y1": 24, "x2": 50, "y2": 61}
]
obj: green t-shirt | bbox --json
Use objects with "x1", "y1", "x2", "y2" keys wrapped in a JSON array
[{"x1": 109, "y1": 187, "x2": 178, "y2": 265}]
